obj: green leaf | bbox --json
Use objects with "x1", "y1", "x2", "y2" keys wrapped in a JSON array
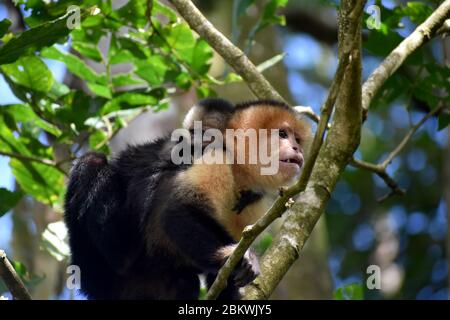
[
  {"x1": 117, "y1": 37, "x2": 149, "y2": 59},
  {"x1": 109, "y1": 50, "x2": 134, "y2": 65},
  {"x1": 0, "y1": 188, "x2": 22, "y2": 217},
  {"x1": 41, "y1": 46, "x2": 105, "y2": 84},
  {"x1": 438, "y1": 113, "x2": 450, "y2": 131},
  {"x1": 413, "y1": 77, "x2": 439, "y2": 107},
  {"x1": 82, "y1": 14, "x2": 103, "y2": 28},
  {"x1": 116, "y1": 0, "x2": 147, "y2": 29},
  {"x1": 10, "y1": 158, "x2": 64, "y2": 206},
  {"x1": 402, "y1": 2, "x2": 433, "y2": 24},
  {"x1": 175, "y1": 72, "x2": 192, "y2": 90},
  {"x1": 1, "y1": 56, "x2": 54, "y2": 92},
  {"x1": 2, "y1": 112, "x2": 18, "y2": 132},
  {"x1": 135, "y1": 56, "x2": 168, "y2": 85},
  {"x1": 10, "y1": 260, "x2": 45, "y2": 289},
  {"x1": 102, "y1": 91, "x2": 159, "y2": 113},
  {"x1": 71, "y1": 27, "x2": 104, "y2": 62},
  {"x1": 86, "y1": 82, "x2": 112, "y2": 99},
  {"x1": 0, "y1": 12, "x2": 73, "y2": 65},
  {"x1": 0, "y1": 115, "x2": 29, "y2": 155},
  {"x1": 191, "y1": 39, "x2": 213, "y2": 75},
  {"x1": 163, "y1": 23, "x2": 196, "y2": 62},
  {"x1": 196, "y1": 85, "x2": 216, "y2": 99},
  {"x1": 261, "y1": 0, "x2": 288, "y2": 25},
  {"x1": 364, "y1": 30, "x2": 403, "y2": 57},
  {"x1": 246, "y1": 0, "x2": 287, "y2": 52},
  {"x1": 153, "y1": 1, "x2": 178, "y2": 23},
  {"x1": 88, "y1": 129, "x2": 108, "y2": 151},
  {"x1": 112, "y1": 73, "x2": 145, "y2": 87},
  {"x1": 0, "y1": 19, "x2": 12, "y2": 38},
  {"x1": 0, "y1": 118, "x2": 63, "y2": 204},
  {"x1": 57, "y1": 90, "x2": 105, "y2": 130},
  {"x1": 333, "y1": 283, "x2": 364, "y2": 300},
  {"x1": 254, "y1": 233, "x2": 273, "y2": 256},
  {"x1": 49, "y1": 81, "x2": 71, "y2": 99},
  {"x1": 0, "y1": 104, "x2": 62, "y2": 137},
  {"x1": 72, "y1": 41, "x2": 103, "y2": 62}
]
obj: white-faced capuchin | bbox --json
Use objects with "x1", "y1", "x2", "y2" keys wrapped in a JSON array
[{"x1": 64, "y1": 98, "x2": 310, "y2": 300}]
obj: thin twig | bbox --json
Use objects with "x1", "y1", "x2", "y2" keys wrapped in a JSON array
[
  {"x1": 0, "y1": 250, "x2": 32, "y2": 300},
  {"x1": 0, "y1": 151, "x2": 67, "y2": 175},
  {"x1": 293, "y1": 106, "x2": 320, "y2": 123},
  {"x1": 381, "y1": 104, "x2": 445, "y2": 168},
  {"x1": 351, "y1": 103, "x2": 445, "y2": 200},
  {"x1": 350, "y1": 158, "x2": 405, "y2": 201}
]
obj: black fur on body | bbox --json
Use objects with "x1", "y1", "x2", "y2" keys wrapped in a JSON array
[{"x1": 65, "y1": 121, "x2": 260, "y2": 299}]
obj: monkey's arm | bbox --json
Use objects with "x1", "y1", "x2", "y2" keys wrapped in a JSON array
[{"x1": 161, "y1": 190, "x2": 259, "y2": 286}]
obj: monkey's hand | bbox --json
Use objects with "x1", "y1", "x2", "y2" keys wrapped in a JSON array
[{"x1": 233, "y1": 249, "x2": 260, "y2": 287}]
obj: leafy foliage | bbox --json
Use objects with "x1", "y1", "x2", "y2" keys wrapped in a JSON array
[
  {"x1": 333, "y1": 283, "x2": 364, "y2": 300},
  {"x1": 363, "y1": 1, "x2": 449, "y2": 130}
]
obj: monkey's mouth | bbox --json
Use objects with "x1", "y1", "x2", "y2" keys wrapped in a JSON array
[{"x1": 280, "y1": 155, "x2": 303, "y2": 168}]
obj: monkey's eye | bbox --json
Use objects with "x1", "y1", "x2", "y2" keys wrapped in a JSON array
[
  {"x1": 279, "y1": 129, "x2": 288, "y2": 139},
  {"x1": 295, "y1": 137, "x2": 301, "y2": 144}
]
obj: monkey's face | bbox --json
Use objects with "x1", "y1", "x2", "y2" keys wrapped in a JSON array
[
  {"x1": 276, "y1": 124, "x2": 304, "y2": 179},
  {"x1": 229, "y1": 106, "x2": 310, "y2": 190}
]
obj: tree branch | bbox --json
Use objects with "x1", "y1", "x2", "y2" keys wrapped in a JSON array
[
  {"x1": 0, "y1": 151, "x2": 67, "y2": 175},
  {"x1": 381, "y1": 104, "x2": 445, "y2": 168},
  {"x1": 0, "y1": 250, "x2": 32, "y2": 300},
  {"x1": 350, "y1": 158, "x2": 405, "y2": 201},
  {"x1": 351, "y1": 103, "x2": 445, "y2": 201},
  {"x1": 362, "y1": 0, "x2": 450, "y2": 115},
  {"x1": 293, "y1": 106, "x2": 320, "y2": 123},
  {"x1": 168, "y1": 0, "x2": 284, "y2": 101}
]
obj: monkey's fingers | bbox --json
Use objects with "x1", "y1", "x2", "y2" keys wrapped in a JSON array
[{"x1": 233, "y1": 260, "x2": 258, "y2": 287}]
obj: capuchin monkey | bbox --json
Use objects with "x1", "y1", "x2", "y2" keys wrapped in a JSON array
[{"x1": 64, "y1": 98, "x2": 310, "y2": 300}]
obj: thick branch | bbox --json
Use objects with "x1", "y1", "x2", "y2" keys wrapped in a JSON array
[
  {"x1": 169, "y1": 0, "x2": 284, "y2": 101},
  {"x1": 0, "y1": 250, "x2": 32, "y2": 300},
  {"x1": 362, "y1": 0, "x2": 450, "y2": 113}
]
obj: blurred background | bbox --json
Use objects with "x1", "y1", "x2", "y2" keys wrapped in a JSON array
[{"x1": 0, "y1": 0, "x2": 448, "y2": 299}]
